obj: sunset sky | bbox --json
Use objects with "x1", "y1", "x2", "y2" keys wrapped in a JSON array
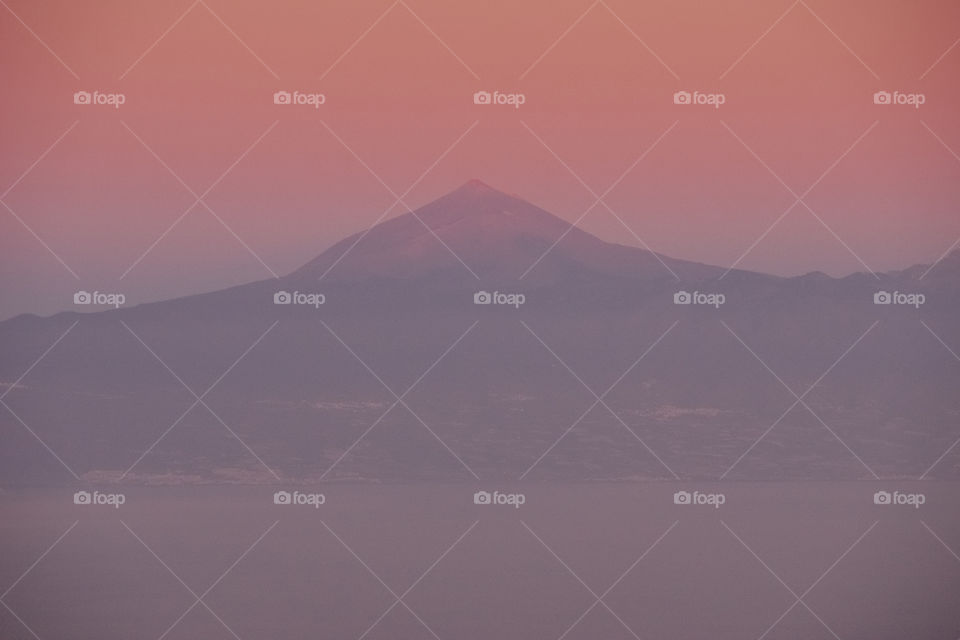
[{"x1": 2, "y1": 0, "x2": 959, "y2": 318}]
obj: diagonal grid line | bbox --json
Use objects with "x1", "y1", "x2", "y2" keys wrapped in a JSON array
[
  {"x1": 918, "y1": 320, "x2": 960, "y2": 479},
  {"x1": 597, "y1": 0, "x2": 679, "y2": 79},
  {"x1": 119, "y1": 321, "x2": 280, "y2": 480},
  {"x1": 719, "y1": 0, "x2": 800, "y2": 80},
  {"x1": 520, "y1": 0, "x2": 600, "y2": 80},
  {"x1": 397, "y1": 0, "x2": 479, "y2": 79},
  {"x1": 319, "y1": 0, "x2": 477, "y2": 82},
  {"x1": 521, "y1": 0, "x2": 678, "y2": 80},
  {"x1": 315, "y1": 120, "x2": 478, "y2": 281},
  {"x1": 520, "y1": 120, "x2": 680, "y2": 280},
  {"x1": 198, "y1": 0, "x2": 280, "y2": 79},
  {"x1": 0, "y1": 120, "x2": 83, "y2": 278},
  {"x1": 719, "y1": 0, "x2": 878, "y2": 80},
  {"x1": 1, "y1": 200, "x2": 82, "y2": 279},
  {"x1": 118, "y1": 120, "x2": 280, "y2": 279},
  {"x1": 519, "y1": 320, "x2": 680, "y2": 480},
  {"x1": 322, "y1": 519, "x2": 478, "y2": 640},
  {"x1": 919, "y1": 320, "x2": 960, "y2": 364},
  {"x1": 119, "y1": 0, "x2": 278, "y2": 80},
  {"x1": 522, "y1": 519, "x2": 672, "y2": 640},
  {"x1": 319, "y1": 320, "x2": 480, "y2": 479},
  {"x1": 122, "y1": 519, "x2": 277, "y2": 640},
  {"x1": 0, "y1": 320, "x2": 78, "y2": 402},
  {"x1": 320, "y1": 1, "x2": 399, "y2": 81},
  {"x1": 723, "y1": 519, "x2": 877, "y2": 640},
  {"x1": 318, "y1": 119, "x2": 481, "y2": 280},
  {"x1": 0, "y1": 0, "x2": 79, "y2": 78},
  {"x1": 1, "y1": 599, "x2": 42, "y2": 640},
  {"x1": 0, "y1": 520, "x2": 79, "y2": 640},
  {"x1": 554, "y1": 519, "x2": 679, "y2": 640},
  {"x1": 917, "y1": 120, "x2": 960, "y2": 280},
  {"x1": 0, "y1": 520, "x2": 79, "y2": 601},
  {"x1": 921, "y1": 520, "x2": 960, "y2": 563},
  {"x1": 0, "y1": 399, "x2": 81, "y2": 480},
  {"x1": 719, "y1": 320, "x2": 879, "y2": 479},
  {"x1": 119, "y1": 0, "x2": 201, "y2": 80},
  {"x1": 0, "y1": 321, "x2": 80, "y2": 512},
  {"x1": 1, "y1": 120, "x2": 80, "y2": 200},
  {"x1": 519, "y1": 119, "x2": 679, "y2": 280},
  {"x1": 797, "y1": 0, "x2": 879, "y2": 79},
  {"x1": 919, "y1": 35, "x2": 960, "y2": 79},
  {"x1": 718, "y1": 119, "x2": 879, "y2": 279},
  {"x1": 919, "y1": 235, "x2": 960, "y2": 281}
]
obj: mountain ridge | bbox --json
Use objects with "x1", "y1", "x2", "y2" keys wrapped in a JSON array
[
  {"x1": 290, "y1": 178, "x2": 729, "y2": 285},
  {"x1": 0, "y1": 181, "x2": 958, "y2": 484},
  {"x1": 5, "y1": 180, "x2": 957, "y2": 324}
]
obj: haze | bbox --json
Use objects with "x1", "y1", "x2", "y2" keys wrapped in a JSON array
[{"x1": 2, "y1": 0, "x2": 960, "y2": 319}]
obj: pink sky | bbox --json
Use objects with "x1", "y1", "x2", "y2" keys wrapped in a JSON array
[{"x1": 1, "y1": 0, "x2": 959, "y2": 318}]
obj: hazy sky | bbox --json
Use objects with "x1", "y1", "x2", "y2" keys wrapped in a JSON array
[{"x1": 2, "y1": 0, "x2": 959, "y2": 318}]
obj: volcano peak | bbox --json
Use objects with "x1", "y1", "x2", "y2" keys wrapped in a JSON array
[
  {"x1": 459, "y1": 178, "x2": 496, "y2": 191},
  {"x1": 291, "y1": 181, "x2": 719, "y2": 283},
  {"x1": 444, "y1": 178, "x2": 513, "y2": 205}
]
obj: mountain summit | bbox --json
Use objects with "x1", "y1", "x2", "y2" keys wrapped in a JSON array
[{"x1": 293, "y1": 180, "x2": 718, "y2": 283}]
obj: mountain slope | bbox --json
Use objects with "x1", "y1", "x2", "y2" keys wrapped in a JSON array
[
  {"x1": 0, "y1": 182, "x2": 958, "y2": 485},
  {"x1": 292, "y1": 179, "x2": 731, "y2": 284}
]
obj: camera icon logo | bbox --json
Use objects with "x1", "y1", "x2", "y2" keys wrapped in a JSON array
[
  {"x1": 274, "y1": 291, "x2": 292, "y2": 305},
  {"x1": 73, "y1": 490, "x2": 91, "y2": 505},
  {"x1": 673, "y1": 490, "x2": 691, "y2": 505},
  {"x1": 873, "y1": 490, "x2": 891, "y2": 505},
  {"x1": 873, "y1": 291, "x2": 892, "y2": 305},
  {"x1": 273, "y1": 491, "x2": 292, "y2": 505},
  {"x1": 673, "y1": 291, "x2": 692, "y2": 305},
  {"x1": 473, "y1": 490, "x2": 492, "y2": 505},
  {"x1": 273, "y1": 90, "x2": 292, "y2": 105},
  {"x1": 873, "y1": 91, "x2": 891, "y2": 105},
  {"x1": 473, "y1": 91, "x2": 492, "y2": 105},
  {"x1": 73, "y1": 290, "x2": 92, "y2": 305},
  {"x1": 673, "y1": 91, "x2": 691, "y2": 105},
  {"x1": 73, "y1": 91, "x2": 91, "y2": 105},
  {"x1": 474, "y1": 291, "x2": 492, "y2": 305}
]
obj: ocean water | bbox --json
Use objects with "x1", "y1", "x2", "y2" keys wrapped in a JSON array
[{"x1": 1, "y1": 482, "x2": 958, "y2": 639}]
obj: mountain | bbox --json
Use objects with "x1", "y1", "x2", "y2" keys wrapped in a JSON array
[
  {"x1": 292, "y1": 179, "x2": 726, "y2": 284},
  {"x1": 1, "y1": 181, "x2": 958, "y2": 485}
]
